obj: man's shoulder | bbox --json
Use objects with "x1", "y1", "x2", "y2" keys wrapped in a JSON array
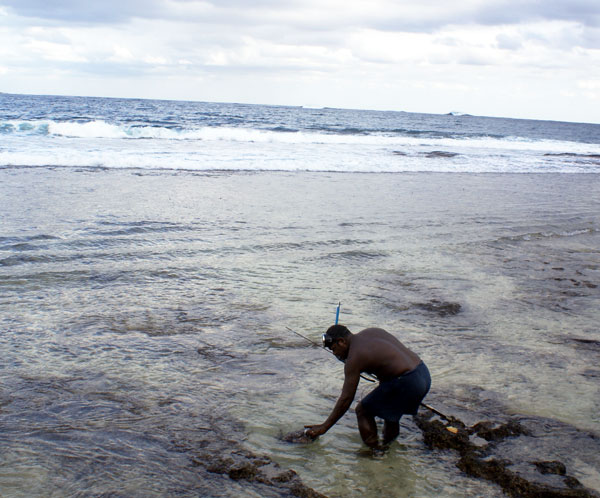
[
  {"x1": 355, "y1": 328, "x2": 405, "y2": 350},
  {"x1": 351, "y1": 328, "x2": 392, "y2": 350},
  {"x1": 356, "y1": 327, "x2": 390, "y2": 338}
]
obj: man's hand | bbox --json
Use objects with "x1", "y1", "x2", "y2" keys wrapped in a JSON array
[{"x1": 303, "y1": 424, "x2": 327, "y2": 439}]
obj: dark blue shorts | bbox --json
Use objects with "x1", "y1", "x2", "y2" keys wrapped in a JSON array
[{"x1": 360, "y1": 362, "x2": 431, "y2": 422}]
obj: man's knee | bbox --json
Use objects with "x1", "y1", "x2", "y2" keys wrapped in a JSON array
[
  {"x1": 355, "y1": 401, "x2": 369, "y2": 419},
  {"x1": 355, "y1": 401, "x2": 363, "y2": 415}
]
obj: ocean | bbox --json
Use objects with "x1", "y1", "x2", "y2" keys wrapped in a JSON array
[
  {"x1": 1, "y1": 93, "x2": 599, "y2": 173},
  {"x1": 1, "y1": 93, "x2": 599, "y2": 497}
]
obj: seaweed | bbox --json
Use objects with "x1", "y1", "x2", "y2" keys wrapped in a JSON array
[{"x1": 415, "y1": 411, "x2": 598, "y2": 498}]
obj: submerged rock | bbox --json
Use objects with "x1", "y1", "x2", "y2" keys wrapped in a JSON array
[
  {"x1": 471, "y1": 420, "x2": 529, "y2": 441},
  {"x1": 414, "y1": 299, "x2": 462, "y2": 316},
  {"x1": 425, "y1": 151, "x2": 460, "y2": 158},
  {"x1": 535, "y1": 461, "x2": 567, "y2": 476},
  {"x1": 568, "y1": 338, "x2": 600, "y2": 352},
  {"x1": 281, "y1": 428, "x2": 319, "y2": 444},
  {"x1": 197, "y1": 449, "x2": 327, "y2": 497}
]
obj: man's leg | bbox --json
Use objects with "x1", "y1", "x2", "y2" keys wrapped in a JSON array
[
  {"x1": 382, "y1": 420, "x2": 399, "y2": 445},
  {"x1": 355, "y1": 401, "x2": 379, "y2": 448}
]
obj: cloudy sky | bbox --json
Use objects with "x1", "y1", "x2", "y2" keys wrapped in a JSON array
[{"x1": 1, "y1": 0, "x2": 599, "y2": 123}]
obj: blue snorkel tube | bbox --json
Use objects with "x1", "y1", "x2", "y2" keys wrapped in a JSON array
[{"x1": 335, "y1": 302, "x2": 340, "y2": 325}]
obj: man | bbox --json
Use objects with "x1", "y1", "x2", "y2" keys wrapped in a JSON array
[{"x1": 304, "y1": 325, "x2": 431, "y2": 449}]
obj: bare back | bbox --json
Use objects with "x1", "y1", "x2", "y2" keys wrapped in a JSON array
[{"x1": 346, "y1": 328, "x2": 421, "y2": 382}]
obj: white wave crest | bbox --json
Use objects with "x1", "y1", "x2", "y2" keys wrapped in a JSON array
[
  {"x1": 3, "y1": 120, "x2": 600, "y2": 157},
  {"x1": 49, "y1": 120, "x2": 127, "y2": 139},
  {"x1": 43, "y1": 121, "x2": 389, "y2": 144}
]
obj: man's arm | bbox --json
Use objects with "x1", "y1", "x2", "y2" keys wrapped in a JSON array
[{"x1": 305, "y1": 363, "x2": 361, "y2": 437}]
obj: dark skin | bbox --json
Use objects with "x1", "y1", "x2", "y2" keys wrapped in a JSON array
[{"x1": 304, "y1": 327, "x2": 421, "y2": 448}]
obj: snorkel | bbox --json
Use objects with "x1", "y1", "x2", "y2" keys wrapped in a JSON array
[
  {"x1": 321, "y1": 302, "x2": 341, "y2": 349},
  {"x1": 286, "y1": 303, "x2": 342, "y2": 352}
]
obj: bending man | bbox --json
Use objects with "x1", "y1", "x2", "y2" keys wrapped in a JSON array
[{"x1": 305, "y1": 325, "x2": 431, "y2": 449}]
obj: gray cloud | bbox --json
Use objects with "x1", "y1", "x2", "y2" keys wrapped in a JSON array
[
  {"x1": 582, "y1": 27, "x2": 600, "y2": 48},
  {"x1": 4, "y1": 0, "x2": 600, "y2": 30},
  {"x1": 372, "y1": 0, "x2": 600, "y2": 33},
  {"x1": 496, "y1": 34, "x2": 522, "y2": 50},
  {"x1": 474, "y1": 0, "x2": 600, "y2": 28},
  {"x1": 1, "y1": 0, "x2": 165, "y2": 24}
]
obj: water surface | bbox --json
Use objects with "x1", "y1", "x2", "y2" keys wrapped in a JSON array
[{"x1": 1, "y1": 167, "x2": 599, "y2": 496}]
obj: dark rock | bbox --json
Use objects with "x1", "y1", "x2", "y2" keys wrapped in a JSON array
[
  {"x1": 535, "y1": 461, "x2": 567, "y2": 476},
  {"x1": 565, "y1": 476, "x2": 584, "y2": 489},
  {"x1": 569, "y1": 338, "x2": 600, "y2": 352},
  {"x1": 425, "y1": 151, "x2": 460, "y2": 158},
  {"x1": 228, "y1": 462, "x2": 258, "y2": 480},
  {"x1": 200, "y1": 445, "x2": 327, "y2": 497},
  {"x1": 205, "y1": 456, "x2": 235, "y2": 474},
  {"x1": 272, "y1": 469, "x2": 298, "y2": 483},
  {"x1": 581, "y1": 369, "x2": 600, "y2": 378},
  {"x1": 414, "y1": 299, "x2": 462, "y2": 316},
  {"x1": 289, "y1": 481, "x2": 329, "y2": 498},
  {"x1": 415, "y1": 414, "x2": 471, "y2": 453},
  {"x1": 471, "y1": 420, "x2": 529, "y2": 441},
  {"x1": 415, "y1": 411, "x2": 599, "y2": 498}
]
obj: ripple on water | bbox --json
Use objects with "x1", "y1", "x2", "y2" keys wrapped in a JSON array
[{"x1": 0, "y1": 370, "x2": 323, "y2": 497}]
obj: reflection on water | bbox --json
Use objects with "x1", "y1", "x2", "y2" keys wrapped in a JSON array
[{"x1": 1, "y1": 168, "x2": 599, "y2": 496}]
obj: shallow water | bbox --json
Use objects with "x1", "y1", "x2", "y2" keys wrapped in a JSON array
[{"x1": 1, "y1": 167, "x2": 599, "y2": 496}]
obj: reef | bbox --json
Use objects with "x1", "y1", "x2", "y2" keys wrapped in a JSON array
[
  {"x1": 195, "y1": 449, "x2": 326, "y2": 497},
  {"x1": 176, "y1": 413, "x2": 326, "y2": 498},
  {"x1": 415, "y1": 411, "x2": 599, "y2": 498}
]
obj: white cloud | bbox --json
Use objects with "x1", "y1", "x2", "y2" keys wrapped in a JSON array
[
  {"x1": 110, "y1": 45, "x2": 135, "y2": 61},
  {"x1": 578, "y1": 79, "x2": 600, "y2": 100},
  {"x1": 143, "y1": 55, "x2": 168, "y2": 65},
  {"x1": 579, "y1": 79, "x2": 600, "y2": 89},
  {"x1": 24, "y1": 39, "x2": 87, "y2": 62}
]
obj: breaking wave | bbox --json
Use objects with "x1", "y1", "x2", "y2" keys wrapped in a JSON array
[
  {"x1": 3, "y1": 119, "x2": 599, "y2": 152},
  {"x1": 1, "y1": 95, "x2": 599, "y2": 173}
]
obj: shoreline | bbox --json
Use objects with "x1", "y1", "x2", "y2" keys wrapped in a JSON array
[{"x1": 4, "y1": 163, "x2": 600, "y2": 176}]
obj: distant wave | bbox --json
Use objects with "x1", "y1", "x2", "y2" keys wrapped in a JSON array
[
  {"x1": 544, "y1": 153, "x2": 600, "y2": 161},
  {"x1": 2, "y1": 119, "x2": 596, "y2": 152},
  {"x1": 3, "y1": 119, "x2": 480, "y2": 141},
  {"x1": 490, "y1": 228, "x2": 597, "y2": 246}
]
